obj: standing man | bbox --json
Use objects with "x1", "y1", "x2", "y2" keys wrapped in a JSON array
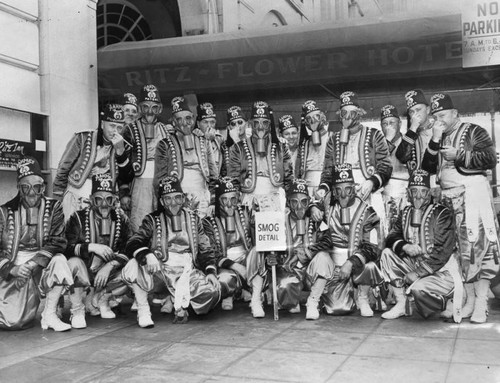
[
  {"x1": 227, "y1": 101, "x2": 294, "y2": 214},
  {"x1": 422, "y1": 93, "x2": 499, "y2": 323},
  {"x1": 121, "y1": 93, "x2": 139, "y2": 133},
  {"x1": 196, "y1": 102, "x2": 225, "y2": 176},
  {"x1": 155, "y1": 96, "x2": 217, "y2": 218},
  {"x1": 313, "y1": 91, "x2": 392, "y2": 224},
  {"x1": 0, "y1": 157, "x2": 74, "y2": 331},
  {"x1": 65, "y1": 174, "x2": 132, "y2": 325},
  {"x1": 295, "y1": 100, "x2": 331, "y2": 198},
  {"x1": 278, "y1": 115, "x2": 300, "y2": 173},
  {"x1": 123, "y1": 84, "x2": 169, "y2": 231},
  {"x1": 54, "y1": 103, "x2": 134, "y2": 220},
  {"x1": 219, "y1": 106, "x2": 248, "y2": 177},
  {"x1": 381, "y1": 170, "x2": 461, "y2": 321},
  {"x1": 380, "y1": 105, "x2": 409, "y2": 234},
  {"x1": 122, "y1": 177, "x2": 220, "y2": 328}
]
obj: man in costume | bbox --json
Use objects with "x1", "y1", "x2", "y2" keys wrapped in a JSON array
[
  {"x1": 122, "y1": 177, "x2": 220, "y2": 328},
  {"x1": 323, "y1": 163, "x2": 384, "y2": 317},
  {"x1": 381, "y1": 169, "x2": 461, "y2": 321},
  {"x1": 313, "y1": 91, "x2": 392, "y2": 225},
  {"x1": 396, "y1": 89, "x2": 437, "y2": 188},
  {"x1": 0, "y1": 157, "x2": 74, "y2": 331},
  {"x1": 219, "y1": 106, "x2": 248, "y2": 178},
  {"x1": 123, "y1": 84, "x2": 170, "y2": 231},
  {"x1": 278, "y1": 114, "x2": 299, "y2": 173},
  {"x1": 54, "y1": 103, "x2": 134, "y2": 220},
  {"x1": 227, "y1": 100, "x2": 294, "y2": 214},
  {"x1": 380, "y1": 105, "x2": 409, "y2": 234},
  {"x1": 295, "y1": 100, "x2": 331, "y2": 198},
  {"x1": 422, "y1": 93, "x2": 499, "y2": 323},
  {"x1": 203, "y1": 177, "x2": 252, "y2": 310},
  {"x1": 121, "y1": 92, "x2": 139, "y2": 132},
  {"x1": 154, "y1": 96, "x2": 217, "y2": 218},
  {"x1": 65, "y1": 174, "x2": 132, "y2": 326},
  {"x1": 196, "y1": 102, "x2": 225, "y2": 176}
]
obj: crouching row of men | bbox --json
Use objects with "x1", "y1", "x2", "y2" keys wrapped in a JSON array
[{"x1": 0, "y1": 156, "x2": 468, "y2": 331}]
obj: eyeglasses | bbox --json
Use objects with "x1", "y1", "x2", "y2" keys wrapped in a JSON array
[
  {"x1": 252, "y1": 120, "x2": 271, "y2": 129},
  {"x1": 92, "y1": 195, "x2": 116, "y2": 207},
  {"x1": 409, "y1": 188, "x2": 430, "y2": 199},
  {"x1": 229, "y1": 119, "x2": 245, "y2": 128},
  {"x1": 340, "y1": 110, "x2": 359, "y2": 120},
  {"x1": 289, "y1": 197, "x2": 309, "y2": 210},
  {"x1": 161, "y1": 193, "x2": 184, "y2": 206},
  {"x1": 19, "y1": 183, "x2": 44, "y2": 195}
]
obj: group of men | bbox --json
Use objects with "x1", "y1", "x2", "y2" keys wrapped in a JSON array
[{"x1": 1, "y1": 84, "x2": 499, "y2": 332}]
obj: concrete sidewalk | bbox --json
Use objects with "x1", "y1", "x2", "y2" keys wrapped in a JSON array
[{"x1": 1, "y1": 299, "x2": 499, "y2": 383}]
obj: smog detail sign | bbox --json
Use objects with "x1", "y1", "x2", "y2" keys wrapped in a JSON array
[
  {"x1": 255, "y1": 212, "x2": 287, "y2": 252},
  {"x1": 0, "y1": 139, "x2": 31, "y2": 170},
  {"x1": 462, "y1": 1, "x2": 500, "y2": 67}
]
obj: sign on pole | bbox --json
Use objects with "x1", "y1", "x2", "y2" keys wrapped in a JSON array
[
  {"x1": 255, "y1": 211, "x2": 287, "y2": 252},
  {"x1": 462, "y1": 0, "x2": 500, "y2": 67}
]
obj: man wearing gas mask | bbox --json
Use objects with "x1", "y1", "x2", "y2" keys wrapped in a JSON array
[
  {"x1": 219, "y1": 106, "x2": 248, "y2": 178},
  {"x1": 381, "y1": 170, "x2": 461, "y2": 321},
  {"x1": 314, "y1": 92, "x2": 392, "y2": 227},
  {"x1": 0, "y1": 157, "x2": 74, "y2": 331},
  {"x1": 54, "y1": 103, "x2": 134, "y2": 221},
  {"x1": 422, "y1": 93, "x2": 499, "y2": 324},
  {"x1": 227, "y1": 101, "x2": 294, "y2": 214},
  {"x1": 380, "y1": 105, "x2": 409, "y2": 234},
  {"x1": 155, "y1": 97, "x2": 217, "y2": 218},
  {"x1": 396, "y1": 90, "x2": 437, "y2": 189},
  {"x1": 278, "y1": 115, "x2": 300, "y2": 174},
  {"x1": 196, "y1": 102, "x2": 225, "y2": 176},
  {"x1": 123, "y1": 84, "x2": 170, "y2": 231},
  {"x1": 322, "y1": 163, "x2": 384, "y2": 317},
  {"x1": 65, "y1": 174, "x2": 132, "y2": 327},
  {"x1": 203, "y1": 177, "x2": 252, "y2": 311},
  {"x1": 295, "y1": 100, "x2": 331, "y2": 198},
  {"x1": 122, "y1": 177, "x2": 220, "y2": 328}
]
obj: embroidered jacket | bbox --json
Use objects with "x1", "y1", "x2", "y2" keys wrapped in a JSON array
[
  {"x1": 294, "y1": 133, "x2": 330, "y2": 180},
  {"x1": 422, "y1": 123, "x2": 496, "y2": 177},
  {"x1": 202, "y1": 206, "x2": 253, "y2": 270},
  {"x1": 125, "y1": 208, "x2": 216, "y2": 274},
  {"x1": 0, "y1": 196, "x2": 67, "y2": 278},
  {"x1": 385, "y1": 203, "x2": 456, "y2": 278},
  {"x1": 154, "y1": 131, "x2": 217, "y2": 192},
  {"x1": 123, "y1": 119, "x2": 169, "y2": 177},
  {"x1": 395, "y1": 128, "x2": 430, "y2": 174},
  {"x1": 319, "y1": 126, "x2": 392, "y2": 192},
  {"x1": 64, "y1": 207, "x2": 131, "y2": 268},
  {"x1": 227, "y1": 137, "x2": 294, "y2": 193},
  {"x1": 53, "y1": 130, "x2": 134, "y2": 196}
]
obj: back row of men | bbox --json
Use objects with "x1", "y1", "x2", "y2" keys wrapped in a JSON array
[{"x1": 1, "y1": 85, "x2": 499, "y2": 331}]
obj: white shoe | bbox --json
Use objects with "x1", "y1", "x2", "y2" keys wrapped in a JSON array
[
  {"x1": 306, "y1": 299, "x2": 320, "y2": 320},
  {"x1": 41, "y1": 313, "x2": 71, "y2": 332},
  {"x1": 160, "y1": 297, "x2": 174, "y2": 314},
  {"x1": 70, "y1": 308, "x2": 87, "y2": 329},
  {"x1": 137, "y1": 308, "x2": 154, "y2": 328},
  {"x1": 250, "y1": 300, "x2": 265, "y2": 318},
  {"x1": 288, "y1": 303, "x2": 301, "y2": 314},
  {"x1": 222, "y1": 296, "x2": 234, "y2": 311},
  {"x1": 381, "y1": 302, "x2": 407, "y2": 319}
]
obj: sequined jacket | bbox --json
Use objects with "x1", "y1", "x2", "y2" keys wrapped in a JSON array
[
  {"x1": 319, "y1": 126, "x2": 392, "y2": 192},
  {"x1": 53, "y1": 130, "x2": 134, "y2": 196},
  {"x1": 154, "y1": 131, "x2": 217, "y2": 192},
  {"x1": 421, "y1": 123, "x2": 496, "y2": 177},
  {"x1": 125, "y1": 208, "x2": 216, "y2": 274},
  {"x1": 64, "y1": 207, "x2": 131, "y2": 268},
  {"x1": 202, "y1": 206, "x2": 253, "y2": 270},
  {"x1": 227, "y1": 137, "x2": 294, "y2": 193},
  {"x1": 395, "y1": 129, "x2": 428, "y2": 174},
  {"x1": 0, "y1": 196, "x2": 67, "y2": 278},
  {"x1": 385, "y1": 204, "x2": 456, "y2": 277}
]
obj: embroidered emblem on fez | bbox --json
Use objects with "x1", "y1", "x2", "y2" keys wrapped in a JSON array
[
  {"x1": 405, "y1": 90, "x2": 417, "y2": 105},
  {"x1": 124, "y1": 93, "x2": 137, "y2": 106},
  {"x1": 171, "y1": 97, "x2": 184, "y2": 113},
  {"x1": 381, "y1": 105, "x2": 392, "y2": 116},
  {"x1": 302, "y1": 100, "x2": 318, "y2": 114},
  {"x1": 340, "y1": 170, "x2": 349, "y2": 179}
]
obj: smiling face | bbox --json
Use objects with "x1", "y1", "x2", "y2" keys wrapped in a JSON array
[
  {"x1": 433, "y1": 109, "x2": 458, "y2": 130},
  {"x1": 123, "y1": 104, "x2": 138, "y2": 124},
  {"x1": 282, "y1": 127, "x2": 299, "y2": 148}
]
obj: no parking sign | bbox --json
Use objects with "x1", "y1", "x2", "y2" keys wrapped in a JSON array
[{"x1": 255, "y1": 211, "x2": 287, "y2": 252}]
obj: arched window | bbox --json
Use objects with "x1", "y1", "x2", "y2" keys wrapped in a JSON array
[
  {"x1": 97, "y1": 0, "x2": 152, "y2": 49},
  {"x1": 261, "y1": 10, "x2": 287, "y2": 28}
]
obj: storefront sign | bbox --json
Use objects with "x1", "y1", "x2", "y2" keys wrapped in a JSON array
[
  {"x1": 255, "y1": 212, "x2": 287, "y2": 252},
  {"x1": 0, "y1": 139, "x2": 32, "y2": 170},
  {"x1": 462, "y1": 0, "x2": 500, "y2": 67}
]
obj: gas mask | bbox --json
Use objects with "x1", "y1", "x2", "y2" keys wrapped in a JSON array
[
  {"x1": 340, "y1": 108, "x2": 361, "y2": 131},
  {"x1": 333, "y1": 182, "x2": 356, "y2": 225},
  {"x1": 140, "y1": 101, "x2": 162, "y2": 138},
  {"x1": 252, "y1": 118, "x2": 271, "y2": 155},
  {"x1": 288, "y1": 193, "x2": 310, "y2": 236},
  {"x1": 305, "y1": 112, "x2": 326, "y2": 147},
  {"x1": 91, "y1": 192, "x2": 116, "y2": 236},
  {"x1": 174, "y1": 111, "x2": 196, "y2": 150},
  {"x1": 18, "y1": 177, "x2": 45, "y2": 225},
  {"x1": 161, "y1": 192, "x2": 185, "y2": 232},
  {"x1": 219, "y1": 191, "x2": 239, "y2": 233},
  {"x1": 408, "y1": 186, "x2": 431, "y2": 227},
  {"x1": 228, "y1": 119, "x2": 247, "y2": 143}
]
